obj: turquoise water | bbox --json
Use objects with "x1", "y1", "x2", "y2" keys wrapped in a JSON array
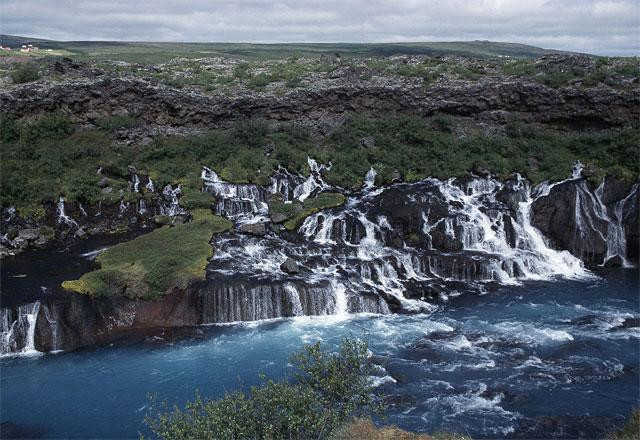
[{"x1": 1, "y1": 269, "x2": 638, "y2": 438}]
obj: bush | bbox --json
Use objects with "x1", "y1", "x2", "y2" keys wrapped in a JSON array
[
  {"x1": 10, "y1": 63, "x2": 40, "y2": 84},
  {"x1": 145, "y1": 338, "x2": 380, "y2": 440}
]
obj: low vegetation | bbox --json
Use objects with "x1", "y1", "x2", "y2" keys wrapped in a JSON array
[
  {"x1": 145, "y1": 338, "x2": 381, "y2": 440},
  {"x1": 61, "y1": 209, "x2": 232, "y2": 299},
  {"x1": 334, "y1": 419, "x2": 469, "y2": 440},
  {"x1": 1, "y1": 112, "x2": 638, "y2": 221},
  {"x1": 9, "y1": 63, "x2": 40, "y2": 84}
]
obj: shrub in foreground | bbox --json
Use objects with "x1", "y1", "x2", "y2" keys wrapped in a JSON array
[
  {"x1": 10, "y1": 63, "x2": 41, "y2": 84},
  {"x1": 145, "y1": 338, "x2": 380, "y2": 439}
]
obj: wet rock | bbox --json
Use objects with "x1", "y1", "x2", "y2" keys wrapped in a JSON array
[
  {"x1": 531, "y1": 180, "x2": 608, "y2": 265},
  {"x1": 0, "y1": 245, "x2": 10, "y2": 259},
  {"x1": 171, "y1": 215, "x2": 188, "y2": 225},
  {"x1": 98, "y1": 176, "x2": 109, "y2": 188},
  {"x1": 153, "y1": 215, "x2": 172, "y2": 226},
  {"x1": 18, "y1": 228, "x2": 39, "y2": 241},
  {"x1": 270, "y1": 212, "x2": 289, "y2": 224},
  {"x1": 238, "y1": 222, "x2": 267, "y2": 236},
  {"x1": 12, "y1": 237, "x2": 29, "y2": 249},
  {"x1": 6, "y1": 227, "x2": 18, "y2": 240},
  {"x1": 472, "y1": 163, "x2": 491, "y2": 177},
  {"x1": 391, "y1": 170, "x2": 402, "y2": 182},
  {"x1": 280, "y1": 257, "x2": 300, "y2": 274},
  {"x1": 603, "y1": 255, "x2": 624, "y2": 267},
  {"x1": 74, "y1": 228, "x2": 87, "y2": 238}
]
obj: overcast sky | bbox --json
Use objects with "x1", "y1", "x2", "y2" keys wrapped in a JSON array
[{"x1": 2, "y1": 0, "x2": 638, "y2": 55}]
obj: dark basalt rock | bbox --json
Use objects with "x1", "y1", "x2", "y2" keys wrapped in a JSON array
[
  {"x1": 531, "y1": 180, "x2": 608, "y2": 265},
  {"x1": 280, "y1": 257, "x2": 300, "y2": 274},
  {"x1": 603, "y1": 255, "x2": 624, "y2": 267},
  {"x1": 237, "y1": 222, "x2": 267, "y2": 236}
]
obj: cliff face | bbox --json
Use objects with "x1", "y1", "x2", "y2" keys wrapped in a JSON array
[{"x1": 1, "y1": 66, "x2": 638, "y2": 136}]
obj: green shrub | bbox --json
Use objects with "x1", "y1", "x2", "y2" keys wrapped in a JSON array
[
  {"x1": 605, "y1": 408, "x2": 640, "y2": 440},
  {"x1": 10, "y1": 63, "x2": 40, "y2": 84},
  {"x1": 145, "y1": 338, "x2": 380, "y2": 440},
  {"x1": 95, "y1": 114, "x2": 141, "y2": 131},
  {"x1": 233, "y1": 63, "x2": 252, "y2": 79}
]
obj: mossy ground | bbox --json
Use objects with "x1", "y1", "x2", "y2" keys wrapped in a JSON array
[
  {"x1": 267, "y1": 193, "x2": 346, "y2": 230},
  {"x1": 62, "y1": 209, "x2": 232, "y2": 299}
]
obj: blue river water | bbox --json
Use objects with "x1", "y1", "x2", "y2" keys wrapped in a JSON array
[{"x1": 1, "y1": 269, "x2": 638, "y2": 439}]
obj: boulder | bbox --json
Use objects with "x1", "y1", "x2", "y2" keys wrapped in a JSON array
[
  {"x1": 153, "y1": 215, "x2": 172, "y2": 226},
  {"x1": 6, "y1": 227, "x2": 18, "y2": 240},
  {"x1": 270, "y1": 212, "x2": 289, "y2": 224},
  {"x1": 603, "y1": 255, "x2": 623, "y2": 268},
  {"x1": 238, "y1": 222, "x2": 267, "y2": 236},
  {"x1": 18, "y1": 228, "x2": 39, "y2": 241},
  {"x1": 280, "y1": 257, "x2": 300, "y2": 274},
  {"x1": 98, "y1": 176, "x2": 109, "y2": 188},
  {"x1": 360, "y1": 136, "x2": 375, "y2": 148}
]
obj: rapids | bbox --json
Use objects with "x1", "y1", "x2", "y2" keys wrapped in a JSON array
[{"x1": 0, "y1": 270, "x2": 637, "y2": 439}]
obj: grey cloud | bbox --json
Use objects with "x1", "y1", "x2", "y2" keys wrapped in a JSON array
[{"x1": 1, "y1": 0, "x2": 638, "y2": 55}]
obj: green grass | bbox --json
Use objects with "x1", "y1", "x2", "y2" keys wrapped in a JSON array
[{"x1": 61, "y1": 209, "x2": 232, "y2": 299}]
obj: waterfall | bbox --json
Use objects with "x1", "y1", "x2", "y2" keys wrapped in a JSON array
[
  {"x1": 118, "y1": 200, "x2": 129, "y2": 217},
  {"x1": 595, "y1": 182, "x2": 638, "y2": 267},
  {"x1": 132, "y1": 174, "x2": 140, "y2": 192},
  {"x1": 79, "y1": 204, "x2": 88, "y2": 216},
  {"x1": 284, "y1": 284, "x2": 304, "y2": 316},
  {"x1": 138, "y1": 199, "x2": 147, "y2": 215},
  {"x1": 293, "y1": 157, "x2": 332, "y2": 202},
  {"x1": 145, "y1": 177, "x2": 155, "y2": 193},
  {"x1": 160, "y1": 185, "x2": 185, "y2": 217},
  {"x1": 0, "y1": 302, "x2": 41, "y2": 356},
  {"x1": 57, "y1": 197, "x2": 78, "y2": 228},
  {"x1": 331, "y1": 280, "x2": 349, "y2": 317},
  {"x1": 363, "y1": 167, "x2": 377, "y2": 189}
]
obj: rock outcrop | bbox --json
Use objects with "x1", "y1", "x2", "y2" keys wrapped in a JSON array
[{"x1": 1, "y1": 70, "x2": 637, "y2": 138}]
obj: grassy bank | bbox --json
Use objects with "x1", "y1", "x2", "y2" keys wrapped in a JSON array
[
  {"x1": 62, "y1": 210, "x2": 232, "y2": 299},
  {"x1": 2, "y1": 113, "x2": 638, "y2": 219}
]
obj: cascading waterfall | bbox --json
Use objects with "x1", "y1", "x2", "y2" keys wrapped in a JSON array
[
  {"x1": 269, "y1": 167, "x2": 305, "y2": 202},
  {"x1": 435, "y1": 176, "x2": 592, "y2": 281},
  {"x1": 201, "y1": 166, "x2": 268, "y2": 221},
  {"x1": 160, "y1": 184, "x2": 186, "y2": 216}
]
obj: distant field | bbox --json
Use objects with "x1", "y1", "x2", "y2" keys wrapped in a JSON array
[{"x1": 0, "y1": 34, "x2": 573, "y2": 63}]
